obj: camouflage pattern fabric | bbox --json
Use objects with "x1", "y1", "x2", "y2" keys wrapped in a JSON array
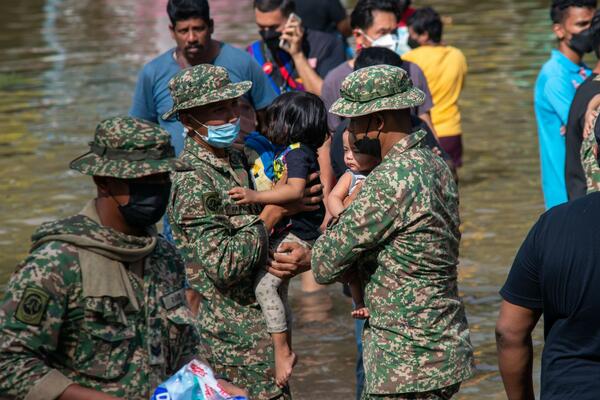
[
  {"x1": 362, "y1": 382, "x2": 460, "y2": 399},
  {"x1": 162, "y1": 64, "x2": 252, "y2": 120},
  {"x1": 0, "y1": 204, "x2": 198, "y2": 399},
  {"x1": 581, "y1": 128, "x2": 600, "y2": 194},
  {"x1": 168, "y1": 136, "x2": 288, "y2": 400},
  {"x1": 312, "y1": 129, "x2": 474, "y2": 395},
  {"x1": 329, "y1": 65, "x2": 425, "y2": 118},
  {"x1": 69, "y1": 116, "x2": 192, "y2": 179}
]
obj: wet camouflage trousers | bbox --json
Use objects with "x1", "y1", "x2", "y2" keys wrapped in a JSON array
[
  {"x1": 361, "y1": 383, "x2": 460, "y2": 400},
  {"x1": 214, "y1": 363, "x2": 292, "y2": 400}
]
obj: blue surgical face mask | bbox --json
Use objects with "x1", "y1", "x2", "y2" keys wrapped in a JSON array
[{"x1": 190, "y1": 115, "x2": 241, "y2": 148}]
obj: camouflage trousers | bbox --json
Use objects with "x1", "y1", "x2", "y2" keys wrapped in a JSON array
[
  {"x1": 361, "y1": 383, "x2": 460, "y2": 400},
  {"x1": 213, "y1": 363, "x2": 291, "y2": 400}
]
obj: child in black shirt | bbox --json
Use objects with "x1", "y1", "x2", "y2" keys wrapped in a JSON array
[{"x1": 229, "y1": 91, "x2": 327, "y2": 387}]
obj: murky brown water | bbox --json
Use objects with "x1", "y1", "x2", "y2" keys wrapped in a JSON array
[{"x1": 0, "y1": 0, "x2": 555, "y2": 398}]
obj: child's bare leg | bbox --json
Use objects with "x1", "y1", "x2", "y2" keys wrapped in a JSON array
[
  {"x1": 272, "y1": 331, "x2": 297, "y2": 387},
  {"x1": 255, "y1": 267, "x2": 297, "y2": 387},
  {"x1": 349, "y1": 278, "x2": 369, "y2": 319}
]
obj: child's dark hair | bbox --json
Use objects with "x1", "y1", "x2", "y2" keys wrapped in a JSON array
[{"x1": 265, "y1": 92, "x2": 328, "y2": 149}]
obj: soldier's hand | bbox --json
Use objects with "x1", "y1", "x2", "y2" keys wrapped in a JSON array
[
  {"x1": 58, "y1": 384, "x2": 123, "y2": 399},
  {"x1": 267, "y1": 242, "x2": 312, "y2": 279},
  {"x1": 303, "y1": 171, "x2": 323, "y2": 206},
  {"x1": 217, "y1": 379, "x2": 249, "y2": 398}
]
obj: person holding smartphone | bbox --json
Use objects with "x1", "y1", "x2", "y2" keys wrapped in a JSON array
[{"x1": 249, "y1": 0, "x2": 347, "y2": 96}]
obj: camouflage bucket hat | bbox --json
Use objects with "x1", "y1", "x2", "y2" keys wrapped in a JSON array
[
  {"x1": 330, "y1": 65, "x2": 425, "y2": 118},
  {"x1": 162, "y1": 64, "x2": 252, "y2": 120},
  {"x1": 69, "y1": 116, "x2": 193, "y2": 179}
]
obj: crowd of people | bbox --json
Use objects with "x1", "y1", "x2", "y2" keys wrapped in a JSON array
[{"x1": 5, "y1": 0, "x2": 600, "y2": 399}]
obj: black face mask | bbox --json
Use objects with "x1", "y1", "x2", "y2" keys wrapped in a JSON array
[
  {"x1": 260, "y1": 28, "x2": 282, "y2": 52},
  {"x1": 353, "y1": 116, "x2": 383, "y2": 160},
  {"x1": 407, "y1": 37, "x2": 420, "y2": 49},
  {"x1": 118, "y1": 182, "x2": 172, "y2": 228},
  {"x1": 569, "y1": 28, "x2": 593, "y2": 56}
]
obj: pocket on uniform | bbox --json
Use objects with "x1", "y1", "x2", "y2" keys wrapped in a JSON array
[
  {"x1": 74, "y1": 297, "x2": 136, "y2": 380},
  {"x1": 165, "y1": 305, "x2": 201, "y2": 370}
]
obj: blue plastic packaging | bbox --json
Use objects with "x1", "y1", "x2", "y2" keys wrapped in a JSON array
[{"x1": 151, "y1": 360, "x2": 248, "y2": 400}]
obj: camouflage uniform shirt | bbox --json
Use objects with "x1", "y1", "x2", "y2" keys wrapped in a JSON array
[
  {"x1": 580, "y1": 130, "x2": 600, "y2": 194},
  {"x1": 0, "y1": 201, "x2": 198, "y2": 400},
  {"x1": 168, "y1": 137, "x2": 283, "y2": 400},
  {"x1": 312, "y1": 130, "x2": 474, "y2": 395}
]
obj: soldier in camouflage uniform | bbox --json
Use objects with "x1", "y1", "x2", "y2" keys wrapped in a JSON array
[
  {"x1": 311, "y1": 65, "x2": 475, "y2": 399},
  {"x1": 0, "y1": 117, "x2": 249, "y2": 399},
  {"x1": 165, "y1": 64, "x2": 316, "y2": 399}
]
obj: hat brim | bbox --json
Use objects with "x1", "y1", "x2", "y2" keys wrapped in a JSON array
[
  {"x1": 161, "y1": 81, "x2": 253, "y2": 120},
  {"x1": 69, "y1": 153, "x2": 194, "y2": 179},
  {"x1": 329, "y1": 87, "x2": 426, "y2": 118}
]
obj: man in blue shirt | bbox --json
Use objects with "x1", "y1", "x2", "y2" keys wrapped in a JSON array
[
  {"x1": 534, "y1": 0, "x2": 596, "y2": 209},
  {"x1": 130, "y1": 0, "x2": 277, "y2": 154}
]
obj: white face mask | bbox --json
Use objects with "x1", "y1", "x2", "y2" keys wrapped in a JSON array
[{"x1": 360, "y1": 29, "x2": 403, "y2": 55}]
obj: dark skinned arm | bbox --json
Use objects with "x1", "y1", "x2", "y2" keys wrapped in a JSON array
[{"x1": 496, "y1": 300, "x2": 542, "y2": 400}]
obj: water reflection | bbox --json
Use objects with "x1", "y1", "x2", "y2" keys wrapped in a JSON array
[{"x1": 0, "y1": 0, "x2": 553, "y2": 398}]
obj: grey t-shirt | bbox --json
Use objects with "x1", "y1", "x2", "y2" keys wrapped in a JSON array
[{"x1": 321, "y1": 60, "x2": 434, "y2": 132}]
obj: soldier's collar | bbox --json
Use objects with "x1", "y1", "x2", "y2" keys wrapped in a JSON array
[
  {"x1": 388, "y1": 129, "x2": 427, "y2": 156},
  {"x1": 184, "y1": 135, "x2": 232, "y2": 172}
]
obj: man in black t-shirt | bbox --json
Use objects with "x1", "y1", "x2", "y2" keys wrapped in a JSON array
[
  {"x1": 566, "y1": 11, "x2": 600, "y2": 200},
  {"x1": 294, "y1": 0, "x2": 351, "y2": 36},
  {"x1": 497, "y1": 124, "x2": 600, "y2": 399},
  {"x1": 249, "y1": 0, "x2": 347, "y2": 96}
]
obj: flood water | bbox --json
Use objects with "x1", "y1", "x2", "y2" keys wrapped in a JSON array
[{"x1": 0, "y1": 0, "x2": 554, "y2": 398}]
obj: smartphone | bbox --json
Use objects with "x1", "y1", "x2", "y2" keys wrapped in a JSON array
[{"x1": 279, "y1": 12, "x2": 302, "y2": 51}]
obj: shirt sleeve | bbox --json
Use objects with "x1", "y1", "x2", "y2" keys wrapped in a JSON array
[
  {"x1": 500, "y1": 220, "x2": 543, "y2": 310},
  {"x1": 0, "y1": 241, "x2": 77, "y2": 400},
  {"x1": 314, "y1": 35, "x2": 347, "y2": 79},
  {"x1": 311, "y1": 171, "x2": 402, "y2": 283},
  {"x1": 285, "y1": 147, "x2": 314, "y2": 179},
  {"x1": 321, "y1": 73, "x2": 344, "y2": 132},
  {"x1": 544, "y1": 77, "x2": 575, "y2": 126},
  {"x1": 129, "y1": 64, "x2": 159, "y2": 123},
  {"x1": 169, "y1": 170, "x2": 269, "y2": 289},
  {"x1": 409, "y1": 63, "x2": 433, "y2": 115},
  {"x1": 247, "y1": 56, "x2": 277, "y2": 111}
]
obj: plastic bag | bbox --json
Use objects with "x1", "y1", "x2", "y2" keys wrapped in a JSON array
[{"x1": 151, "y1": 360, "x2": 248, "y2": 400}]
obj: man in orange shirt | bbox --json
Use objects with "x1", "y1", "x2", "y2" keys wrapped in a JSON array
[{"x1": 404, "y1": 7, "x2": 467, "y2": 166}]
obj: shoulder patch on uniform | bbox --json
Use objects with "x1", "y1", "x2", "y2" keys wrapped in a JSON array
[
  {"x1": 202, "y1": 192, "x2": 222, "y2": 215},
  {"x1": 15, "y1": 286, "x2": 50, "y2": 326}
]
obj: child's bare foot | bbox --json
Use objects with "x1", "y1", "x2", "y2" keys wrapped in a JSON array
[
  {"x1": 275, "y1": 349, "x2": 297, "y2": 387},
  {"x1": 351, "y1": 307, "x2": 370, "y2": 319}
]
